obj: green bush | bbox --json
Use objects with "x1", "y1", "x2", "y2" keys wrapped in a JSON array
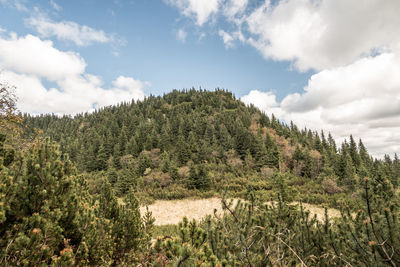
[{"x1": 0, "y1": 137, "x2": 152, "y2": 265}]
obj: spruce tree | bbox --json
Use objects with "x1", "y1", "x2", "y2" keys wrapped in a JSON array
[{"x1": 96, "y1": 144, "x2": 108, "y2": 171}]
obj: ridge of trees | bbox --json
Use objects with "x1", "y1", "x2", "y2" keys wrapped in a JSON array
[
  {"x1": 1, "y1": 84, "x2": 400, "y2": 265},
  {"x1": 22, "y1": 89, "x2": 400, "y2": 206}
]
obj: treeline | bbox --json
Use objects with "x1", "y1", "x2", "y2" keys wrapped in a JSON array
[
  {"x1": 23, "y1": 89, "x2": 400, "y2": 205},
  {"x1": 2, "y1": 133, "x2": 400, "y2": 265},
  {"x1": 1, "y1": 85, "x2": 400, "y2": 265}
]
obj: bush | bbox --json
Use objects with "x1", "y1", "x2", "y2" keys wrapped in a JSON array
[
  {"x1": 0, "y1": 138, "x2": 152, "y2": 265},
  {"x1": 322, "y1": 178, "x2": 343, "y2": 195}
]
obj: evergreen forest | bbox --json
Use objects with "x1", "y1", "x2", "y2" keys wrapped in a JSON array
[{"x1": 2, "y1": 84, "x2": 400, "y2": 266}]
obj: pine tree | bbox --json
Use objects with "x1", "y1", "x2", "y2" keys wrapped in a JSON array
[
  {"x1": 0, "y1": 139, "x2": 115, "y2": 265},
  {"x1": 314, "y1": 132, "x2": 323, "y2": 153},
  {"x1": 337, "y1": 151, "x2": 356, "y2": 188},
  {"x1": 126, "y1": 136, "x2": 140, "y2": 157},
  {"x1": 265, "y1": 133, "x2": 280, "y2": 168},
  {"x1": 112, "y1": 191, "x2": 144, "y2": 263},
  {"x1": 327, "y1": 132, "x2": 337, "y2": 153},
  {"x1": 96, "y1": 144, "x2": 109, "y2": 171},
  {"x1": 113, "y1": 143, "x2": 122, "y2": 169},
  {"x1": 176, "y1": 136, "x2": 190, "y2": 166},
  {"x1": 393, "y1": 153, "x2": 400, "y2": 186},
  {"x1": 359, "y1": 139, "x2": 372, "y2": 170},
  {"x1": 136, "y1": 153, "x2": 153, "y2": 176},
  {"x1": 186, "y1": 164, "x2": 211, "y2": 190},
  {"x1": 349, "y1": 135, "x2": 361, "y2": 172}
]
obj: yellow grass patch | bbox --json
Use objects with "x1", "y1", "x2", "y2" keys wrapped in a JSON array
[
  {"x1": 140, "y1": 197, "x2": 226, "y2": 226},
  {"x1": 292, "y1": 202, "x2": 341, "y2": 222},
  {"x1": 140, "y1": 198, "x2": 341, "y2": 226}
]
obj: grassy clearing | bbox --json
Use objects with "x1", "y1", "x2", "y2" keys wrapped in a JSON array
[
  {"x1": 140, "y1": 197, "x2": 226, "y2": 225},
  {"x1": 140, "y1": 197, "x2": 340, "y2": 226},
  {"x1": 293, "y1": 201, "x2": 341, "y2": 221}
]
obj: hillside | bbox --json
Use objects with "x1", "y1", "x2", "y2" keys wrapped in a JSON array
[
  {"x1": 2, "y1": 88, "x2": 400, "y2": 265},
  {"x1": 23, "y1": 89, "x2": 400, "y2": 208}
]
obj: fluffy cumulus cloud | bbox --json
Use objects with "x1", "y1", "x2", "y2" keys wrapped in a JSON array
[
  {"x1": 218, "y1": 29, "x2": 245, "y2": 48},
  {"x1": 165, "y1": 0, "x2": 221, "y2": 26},
  {"x1": 0, "y1": 33, "x2": 86, "y2": 80},
  {"x1": 223, "y1": 0, "x2": 248, "y2": 20},
  {"x1": 241, "y1": 51, "x2": 400, "y2": 157},
  {"x1": 244, "y1": 0, "x2": 400, "y2": 71},
  {"x1": 238, "y1": 0, "x2": 400, "y2": 157},
  {"x1": 0, "y1": 33, "x2": 147, "y2": 114},
  {"x1": 169, "y1": 0, "x2": 400, "y2": 72},
  {"x1": 218, "y1": 30, "x2": 233, "y2": 48},
  {"x1": 241, "y1": 90, "x2": 279, "y2": 113},
  {"x1": 26, "y1": 16, "x2": 111, "y2": 46}
]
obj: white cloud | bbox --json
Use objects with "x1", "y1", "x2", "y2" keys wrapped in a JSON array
[
  {"x1": 198, "y1": 32, "x2": 206, "y2": 40},
  {"x1": 238, "y1": 0, "x2": 400, "y2": 157},
  {"x1": 176, "y1": 28, "x2": 187, "y2": 42},
  {"x1": 223, "y1": 0, "x2": 248, "y2": 19},
  {"x1": 241, "y1": 90, "x2": 279, "y2": 112},
  {"x1": 166, "y1": 0, "x2": 221, "y2": 26},
  {"x1": 0, "y1": 34, "x2": 86, "y2": 80},
  {"x1": 49, "y1": 0, "x2": 61, "y2": 11},
  {"x1": 168, "y1": 0, "x2": 400, "y2": 72},
  {"x1": 0, "y1": 33, "x2": 147, "y2": 115},
  {"x1": 241, "y1": 51, "x2": 400, "y2": 158},
  {"x1": 218, "y1": 30, "x2": 233, "y2": 48},
  {"x1": 166, "y1": 0, "x2": 248, "y2": 25},
  {"x1": 112, "y1": 76, "x2": 147, "y2": 101},
  {"x1": 0, "y1": 0, "x2": 27, "y2": 11},
  {"x1": 245, "y1": 0, "x2": 400, "y2": 71},
  {"x1": 218, "y1": 28, "x2": 245, "y2": 47},
  {"x1": 26, "y1": 16, "x2": 111, "y2": 46}
]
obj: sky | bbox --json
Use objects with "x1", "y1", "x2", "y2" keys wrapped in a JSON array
[{"x1": 0, "y1": 0, "x2": 399, "y2": 158}]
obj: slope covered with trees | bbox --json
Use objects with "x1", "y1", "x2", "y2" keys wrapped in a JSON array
[
  {"x1": 23, "y1": 89, "x2": 400, "y2": 208},
  {"x1": 2, "y1": 86, "x2": 400, "y2": 265}
]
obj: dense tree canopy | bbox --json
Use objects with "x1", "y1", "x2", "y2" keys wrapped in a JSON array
[
  {"x1": 22, "y1": 89, "x2": 398, "y2": 204},
  {"x1": 1, "y1": 88, "x2": 399, "y2": 265}
]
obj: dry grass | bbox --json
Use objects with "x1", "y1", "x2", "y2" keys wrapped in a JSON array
[
  {"x1": 140, "y1": 198, "x2": 341, "y2": 225},
  {"x1": 140, "y1": 197, "x2": 227, "y2": 225},
  {"x1": 292, "y1": 202, "x2": 341, "y2": 222}
]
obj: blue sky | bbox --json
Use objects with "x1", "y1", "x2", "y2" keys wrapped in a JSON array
[
  {"x1": 0, "y1": 0, "x2": 399, "y2": 157},
  {"x1": 0, "y1": 0, "x2": 311, "y2": 99}
]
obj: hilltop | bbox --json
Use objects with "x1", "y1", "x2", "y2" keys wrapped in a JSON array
[
  {"x1": 23, "y1": 89, "x2": 400, "y2": 208},
  {"x1": 2, "y1": 87, "x2": 400, "y2": 265}
]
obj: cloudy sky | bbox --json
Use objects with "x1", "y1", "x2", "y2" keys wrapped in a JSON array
[{"x1": 0, "y1": 0, "x2": 399, "y2": 157}]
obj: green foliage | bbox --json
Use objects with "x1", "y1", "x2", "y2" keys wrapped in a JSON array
[
  {"x1": 151, "y1": 224, "x2": 179, "y2": 239},
  {"x1": 0, "y1": 136, "x2": 152, "y2": 265},
  {"x1": 150, "y1": 217, "x2": 218, "y2": 266},
  {"x1": 22, "y1": 89, "x2": 399, "y2": 209},
  {"x1": 336, "y1": 177, "x2": 400, "y2": 265},
  {"x1": 2, "y1": 88, "x2": 400, "y2": 265},
  {"x1": 154, "y1": 178, "x2": 400, "y2": 266},
  {"x1": 186, "y1": 164, "x2": 212, "y2": 190},
  {"x1": 136, "y1": 152, "x2": 153, "y2": 176}
]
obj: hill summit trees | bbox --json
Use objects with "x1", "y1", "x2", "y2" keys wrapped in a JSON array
[
  {"x1": 23, "y1": 89, "x2": 399, "y2": 207},
  {"x1": 1, "y1": 87, "x2": 400, "y2": 265}
]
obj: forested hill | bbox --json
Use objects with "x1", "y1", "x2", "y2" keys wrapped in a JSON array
[
  {"x1": 3, "y1": 88, "x2": 400, "y2": 265},
  {"x1": 23, "y1": 89, "x2": 400, "y2": 205}
]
